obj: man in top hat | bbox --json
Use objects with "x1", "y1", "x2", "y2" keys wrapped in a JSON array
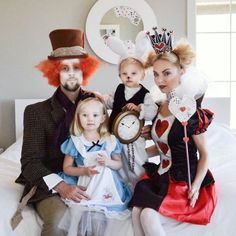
[{"x1": 14, "y1": 29, "x2": 100, "y2": 236}]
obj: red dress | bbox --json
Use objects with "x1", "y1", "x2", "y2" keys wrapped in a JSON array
[{"x1": 129, "y1": 108, "x2": 217, "y2": 225}]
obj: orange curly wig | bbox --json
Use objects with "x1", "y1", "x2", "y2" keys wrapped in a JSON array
[{"x1": 35, "y1": 55, "x2": 100, "y2": 87}]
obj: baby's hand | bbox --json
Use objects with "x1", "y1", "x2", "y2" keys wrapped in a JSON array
[
  {"x1": 97, "y1": 153, "x2": 109, "y2": 166},
  {"x1": 84, "y1": 165, "x2": 99, "y2": 176},
  {"x1": 124, "y1": 103, "x2": 141, "y2": 112}
]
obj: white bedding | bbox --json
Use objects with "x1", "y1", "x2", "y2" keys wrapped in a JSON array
[
  {"x1": 0, "y1": 153, "x2": 42, "y2": 236},
  {"x1": 1, "y1": 99, "x2": 236, "y2": 236}
]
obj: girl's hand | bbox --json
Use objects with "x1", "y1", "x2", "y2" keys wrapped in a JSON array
[
  {"x1": 124, "y1": 103, "x2": 141, "y2": 112},
  {"x1": 188, "y1": 184, "x2": 200, "y2": 208},
  {"x1": 84, "y1": 165, "x2": 99, "y2": 176},
  {"x1": 97, "y1": 153, "x2": 108, "y2": 166}
]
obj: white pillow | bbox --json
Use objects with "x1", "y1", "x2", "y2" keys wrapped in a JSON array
[{"x1": 0, "y1": 136, "x2": 22, "y2": 163}]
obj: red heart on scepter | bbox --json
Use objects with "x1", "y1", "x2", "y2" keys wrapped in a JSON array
[
  {"x1": 179, "y1": 106, "x2": 186, "y2": 112},
  {"x1": 169, "y1": 96, "x2": 196, "y2": 122}
]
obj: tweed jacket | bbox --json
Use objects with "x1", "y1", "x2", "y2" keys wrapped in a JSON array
[{"x1": 15, "y1": 88, "x2": 94, "y2": 203}]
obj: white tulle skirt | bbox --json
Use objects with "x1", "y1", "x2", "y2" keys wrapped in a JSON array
[
  {"x1": 59, "y1": 205, "x2": 133, "y2": 236},
  {"x1": 59, "y1": 164, "x2": 131, "y2": 236}
]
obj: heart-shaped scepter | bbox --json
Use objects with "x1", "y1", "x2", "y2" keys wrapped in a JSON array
[{"x1": 168, "y1": 95, "x2": 197, "y2": 190}]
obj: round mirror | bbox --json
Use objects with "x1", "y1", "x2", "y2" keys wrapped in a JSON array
[
  {"x1": 100, "y1": 8, "x2": 144, "y2": 42},
  {"x1": 86, "y1": 0, "x2": 157, "y2": 64}
]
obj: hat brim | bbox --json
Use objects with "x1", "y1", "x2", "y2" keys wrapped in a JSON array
[{"x1": 47, "y1": 54, "x2": 88, "y2": 60}]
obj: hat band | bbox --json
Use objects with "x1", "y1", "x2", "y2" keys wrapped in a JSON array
[{"x1": 50, "y1": 46, "x2": 87, "y2": 58}]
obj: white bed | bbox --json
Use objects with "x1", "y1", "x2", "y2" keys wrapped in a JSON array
[
  {"x1": 0, "y1": 99, "x2": 43, "y2": 236},
  {"x1": 1, "y1": 99, "x2": 236, "y2": 236}
]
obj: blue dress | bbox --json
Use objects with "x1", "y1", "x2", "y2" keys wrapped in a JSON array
[{"x1": 59, "y1": 134, "x2": 132, "y2": 214}]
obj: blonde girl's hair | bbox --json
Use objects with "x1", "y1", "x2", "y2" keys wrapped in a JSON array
[
  {"x1": 145, "y1": 39, "x2": 195, "y2": 69},
  {"x1": 118, "y1": 57, "x2": 145, "y2": 73},
  {"x1": 70, "y1": 96, "x2": 110, "y2": 137}
]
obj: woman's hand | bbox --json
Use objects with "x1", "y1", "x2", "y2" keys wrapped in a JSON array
[
  {"x1": 188, "y1": 133, "x2": 208, "y2": 208},
  {"x1": 188, "y1": 184, "x2": 200, "y2": 208}
]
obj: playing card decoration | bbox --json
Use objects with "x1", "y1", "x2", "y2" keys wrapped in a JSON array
[
  {"x1": 113, "y1": 6, "x2": 141, "y2": 26},
  {"x1": 168, "y1": 95, "x2": 196, "y2": 123},
  {"x1": 168, "y1": 95, "x2": 197, "y2": 190}
]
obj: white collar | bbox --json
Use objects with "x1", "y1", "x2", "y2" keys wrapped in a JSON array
[{"x1": 79, "y1": 134, "x2": 105, "y2": 146}]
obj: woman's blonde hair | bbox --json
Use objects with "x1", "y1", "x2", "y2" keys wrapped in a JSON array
[
  {"x1": 70, "y1": 96, "x2": 110, "y2": 137},
  {"x1": 145, "y1": 39, "x2": 195, "y2": 69}
]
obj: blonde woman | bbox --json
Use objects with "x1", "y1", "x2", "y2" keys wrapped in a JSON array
[{"x1": 130, "y1": 32, "x2": 216, "y2": 236}]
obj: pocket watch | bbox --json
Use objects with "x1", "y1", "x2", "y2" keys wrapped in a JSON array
[{"x1": 112, "y1": 110, "x2": 144, "y2": 144}]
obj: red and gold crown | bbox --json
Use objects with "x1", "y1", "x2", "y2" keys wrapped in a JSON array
[{"x1": 146, "y1": 27, "x2": 173, "y2": 54}]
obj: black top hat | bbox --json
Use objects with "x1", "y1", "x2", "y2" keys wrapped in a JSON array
[{"x1": 48, "y1": 29, "x2": 88, "y2": 59}]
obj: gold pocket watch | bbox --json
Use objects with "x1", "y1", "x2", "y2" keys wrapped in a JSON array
[{"x1": 112, "y1": 110, "x2": 144, "y2": 144}]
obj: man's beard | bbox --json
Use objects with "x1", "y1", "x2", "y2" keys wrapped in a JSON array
[{"x1": 62, "y1": 82, "x2": 80, "y2": 92}]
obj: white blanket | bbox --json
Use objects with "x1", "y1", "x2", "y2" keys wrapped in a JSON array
[
  {"x1": 0, "y1": 122, "x2": 236, "y2": 236},
  {"x1": 0, "y1": 158, "x2": 42, "y2": 236}
]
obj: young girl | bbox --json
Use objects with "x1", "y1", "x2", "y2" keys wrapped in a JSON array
[
  {"x1": 130, "y1": 29, "x2": 217, "y2": 236},
  {"x1": 105, "y1": 33, "x2": 158, "y2": 190},
  {"x1": 58, "y1": 97, "x2": 131, "y2": 236}
]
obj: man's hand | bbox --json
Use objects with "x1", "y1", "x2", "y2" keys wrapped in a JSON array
[{"x1": 54, "y1": 181, "x2": 90, "y2": 202}]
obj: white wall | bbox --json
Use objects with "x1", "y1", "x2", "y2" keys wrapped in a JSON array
[{"x1": 0, "y1": 0, "x2": 187, "y2": 148}]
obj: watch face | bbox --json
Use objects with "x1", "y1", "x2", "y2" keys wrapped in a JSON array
[{"x1": 113, "y1": 111, "x2": 143, "y2": 144}]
